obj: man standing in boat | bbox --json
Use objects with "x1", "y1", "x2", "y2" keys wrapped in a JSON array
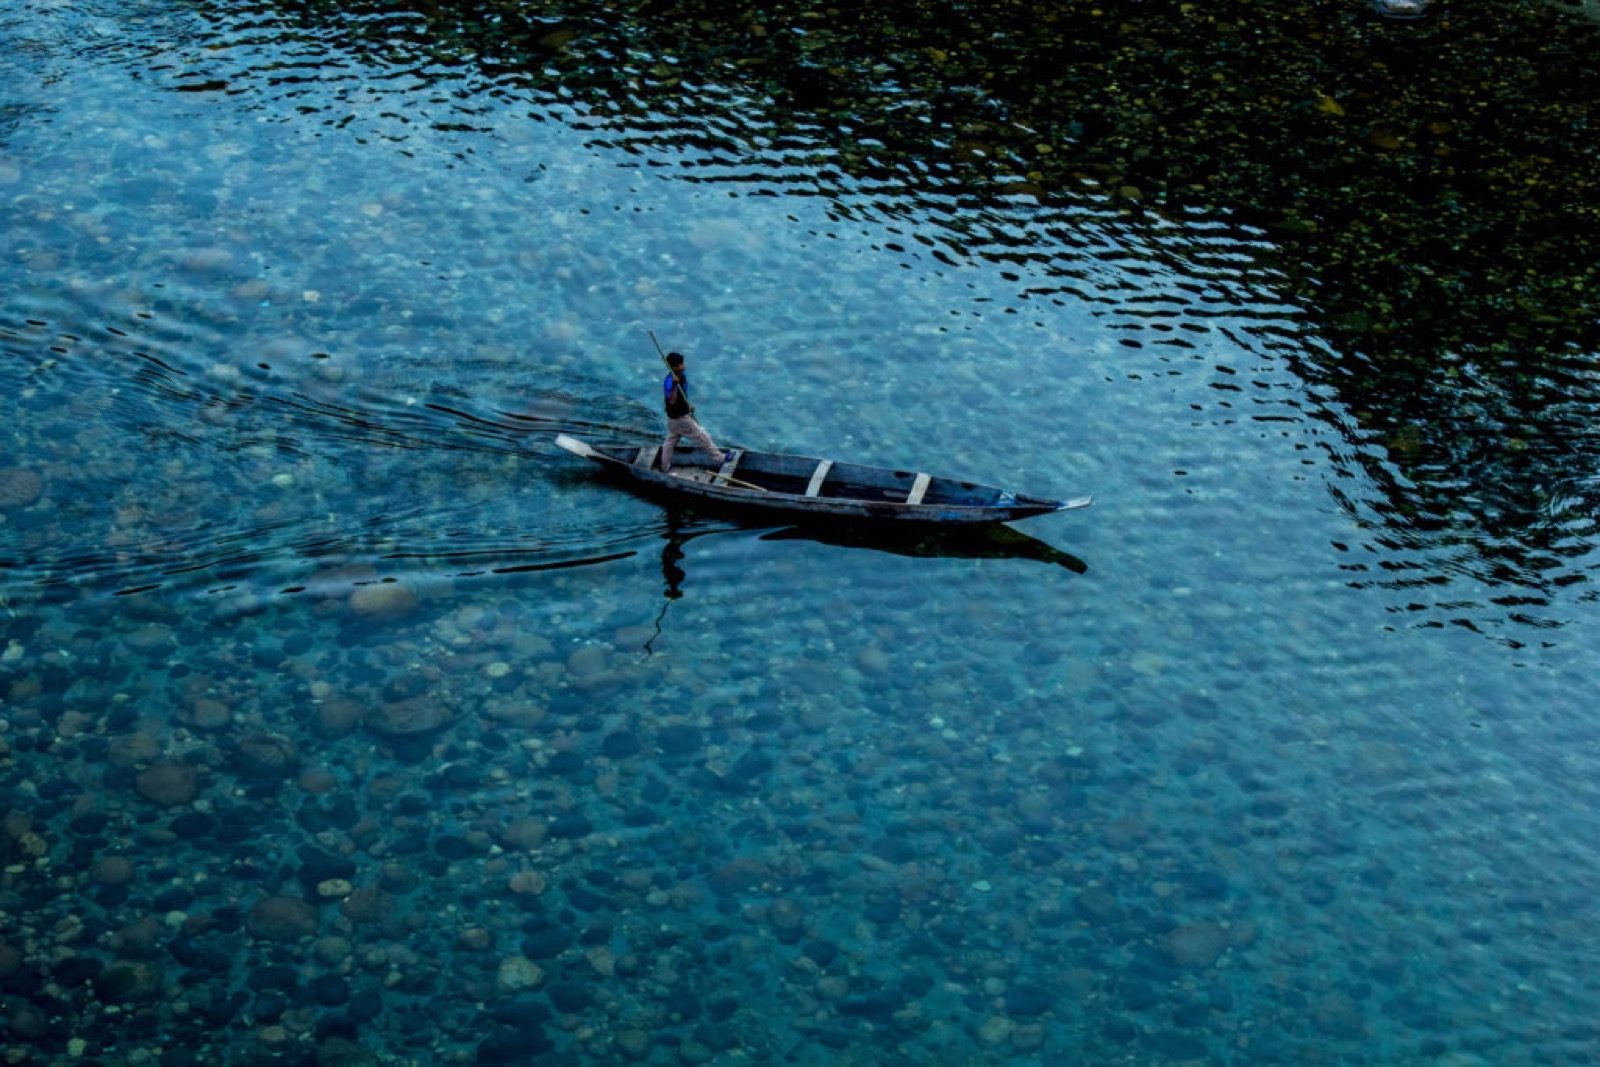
[{"x1": 660, "y1": 351, "x2": 732, "y2": 473}]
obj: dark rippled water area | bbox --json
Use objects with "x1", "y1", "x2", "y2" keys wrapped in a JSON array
[{"x1": 4, "y1": 0, "x2": 1600, "y2": 1064}]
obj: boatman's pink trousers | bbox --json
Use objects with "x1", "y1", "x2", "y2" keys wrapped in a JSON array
[{"x1": 661, "y1": 416, "x2": 720, "y2": 470}]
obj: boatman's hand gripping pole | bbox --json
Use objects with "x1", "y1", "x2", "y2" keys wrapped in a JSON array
[{"x1": 649, "y1": 330, "x2": 693, "y2": 415}]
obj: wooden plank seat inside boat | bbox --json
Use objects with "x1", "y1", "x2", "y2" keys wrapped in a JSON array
[{"x1": 805, "y1": 460, "x2": 832, "y2": 498}]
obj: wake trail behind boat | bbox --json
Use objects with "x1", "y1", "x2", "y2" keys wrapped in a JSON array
[{"x1": 2, "y1": 309, "x2": 669, "y2": 606}]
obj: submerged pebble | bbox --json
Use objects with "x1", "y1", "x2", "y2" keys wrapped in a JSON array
[
  {"x1": 349, "y1": 583, "x2": 419, "y2": 619},
  {"x1": 134, "y1": 762, "x2": 200, "y2": 807},
  {"x1": 91, "y1": 855, "x2": 136, "y2": 886},
  {"x1": 366, "y1": 698, "x2": 449, "y2": 737},
  {"x1": 234, "y1": 732, "x2": 300, "y2": 777},
  {"x1": 0, "y1": 468, "x2": 44, "y2": 508},
  {"x1": 248, "y1": 896, "x2": 319, "y2": 941}
]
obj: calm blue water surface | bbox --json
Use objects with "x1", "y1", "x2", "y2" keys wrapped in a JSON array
[{"x1": 2, "y1": 2, "x2": 1599, "y2": 1064}]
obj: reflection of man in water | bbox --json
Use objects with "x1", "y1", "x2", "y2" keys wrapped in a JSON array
[
  {"x1": 661, "y1": 537, "x2": 685, "y2": 600},
  {"x1": 660, "y1": 351, "x2": 731, "y2": 473},
  {"x1": 645, "y1": 523, "x2": 689, "y2": 655}
]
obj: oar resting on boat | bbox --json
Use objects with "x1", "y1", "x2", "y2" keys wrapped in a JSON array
[{"x1": 700, "y1": 469, "x2": 768, "y2": 492}]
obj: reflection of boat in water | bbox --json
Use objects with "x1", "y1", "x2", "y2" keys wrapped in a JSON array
[
  {"x1": 556, "y1": 434, "x2": 1090, "y2": 526},
  {"x1": 650, "y1": 512, "x2": 1086, "y2": 602},
  {"x1": 642, "y1": 510, "x2": 1087, "y2": 651},
  {"x1": 757, "y1": 522, "x2": 1087, "y2": 573}
]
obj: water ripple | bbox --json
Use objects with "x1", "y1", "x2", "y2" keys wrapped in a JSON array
[
  {"x1": 0, "y1": 291, "x2": 663, "y2": 607},
  {"x1": 5, "y1": 0, "x2": 1599, "y2": 641}
]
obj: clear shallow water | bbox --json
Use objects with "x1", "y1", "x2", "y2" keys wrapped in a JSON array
[{"x1": 3, "y1": 2, "x2": 1600, "y2": 1065}]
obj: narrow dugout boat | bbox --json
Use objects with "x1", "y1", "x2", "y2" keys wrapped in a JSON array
[{"x1": 555, "y1": 434, "x2": 1090, "y2": 525}]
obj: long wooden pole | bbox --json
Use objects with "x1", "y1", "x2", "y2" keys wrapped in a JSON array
[{"x1": 705, "y1": 469, "x2": 768, "y2": 492}]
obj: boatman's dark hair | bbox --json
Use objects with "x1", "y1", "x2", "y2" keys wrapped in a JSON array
[{"x1": 666, "y1": 351, "x2": 685, "y2": 368}]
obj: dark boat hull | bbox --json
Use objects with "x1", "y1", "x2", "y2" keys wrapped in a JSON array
[{"x1": 555, "y1": 435, "x2": 1090, "y2": 526}]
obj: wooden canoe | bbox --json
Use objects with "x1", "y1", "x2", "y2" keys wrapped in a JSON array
[{"x1": 555, "y1": 434, "x2": 1090, "y2": 525}]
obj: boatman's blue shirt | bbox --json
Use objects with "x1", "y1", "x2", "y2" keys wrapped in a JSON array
[{"x1": 664, "y1": 372, "x2": 691, "y2": 418}]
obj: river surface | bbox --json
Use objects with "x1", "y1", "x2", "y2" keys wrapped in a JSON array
[{"x1": 2, "y1": 1, "x2": 1599, "y2": 1064}]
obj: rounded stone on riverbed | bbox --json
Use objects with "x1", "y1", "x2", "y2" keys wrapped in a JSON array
[
  {"x1": 496, "y1": 956, "x2": 544, "y2": 993},
  {"x1": 1011, "y1": 1023, "x2": 1046, "y2": 1053},
  {"x1": 349, "y1": 582, "x2": 419, "y2": 619},
  {"x1": 247, "y1": 896, "x2": 318, "y2": 941},
  {"x1": 815, "y1": 975, "x2": 850, "y2": 1001},
  {"x1": 508, "y1": 871, "x2": 547, "y2": 896},
  {"x1": 298, "y1": 765, "x2": 339, "y2": 795},
  {"x1": 0, "y1": 467, "x2": 43, "y2": 508},
  {"x1": 498, "y1": 816, "x2": 548, "y2": 851},
  {"x1": 6, "y1": 1001, "x2": 48, "y2": 1041},
  {"x1": 1161, "y1": 922, "x2": 1229, "y2": 968},
  {"x1": 566, "y1": 643, "x2": 609, "y2": 678},
  {"x1": 313, "y1": 936, "x2": 351, "y2": 967},
  {"x1": 110, "y1": 916, "x2": 163, "y2": 956},
  {"x1": 234, "y1": 732, "x2": 300, "y2": 777},
  {"x1": 134, "y1": 762, "x2": 199, "y2": 807},
  {"x1": 615, "y1": 1028, "x2": 651, "y2": 1061},
  {"x1": 124, "y1": 624, "x2": 176, "y2": 655},
  {"x1": 857, "y1": 645, "x2": 891, "y2": 675},
  {"x1": 92, "y1": 855, "x2": 137, "y2": 886},
  {"x1": 313, "y1": 698, "x2": 362, "y2": 739},
  {"x1": 601, "y1": 730, "x2": 641, "y2": 760},
  {"x1": 767, "y1": 897, "x2": 807, "y2": 934},
  {"x1": 977, "y1": 1015, "x2": 1014, "y2": 1046},
  {"x1": 1073, "y1": 884, "x2": 1122, "y2": 925},
  {"x1": 366, "y1": 698, "x2": 449, "y2": 737},
  {"x1": 14, "y1": 832, "x2": 47, "y2": 860},
  {"x1": 340, "y1": 886, "x2": 393, "y2": 925},
  {"x1": 677, "y1": 1037, "x2": 714, "y2": 1064},
  {"x1": 189, "y1": 698, "x2": 232, "y2": 730}
]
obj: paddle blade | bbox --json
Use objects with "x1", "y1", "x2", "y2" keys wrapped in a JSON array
[{"x1": 555, "y1": 434, "x2": 600, "y2": 459}]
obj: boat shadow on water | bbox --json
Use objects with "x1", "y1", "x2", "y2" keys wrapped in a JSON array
[
  {"x1": 646, "y1": 509, "x2": 1087, "y2": 651},
  {"x1": 754, "y1": 521, "x2": 1087, "y2": 573}
]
